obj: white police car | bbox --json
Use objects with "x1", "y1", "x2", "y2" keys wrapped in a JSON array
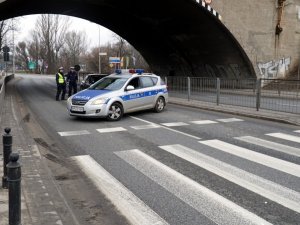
[{"x1": 67, "y1": 70, "x2": 168, "y2": 121}]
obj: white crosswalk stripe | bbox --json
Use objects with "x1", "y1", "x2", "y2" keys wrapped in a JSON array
[
  {"x1": 199, "y1": 139, "x2": 300, "y2": 178},
  {"x1": 58, "y1": 130, "x2": 90, "y2": 136},
  {"x1": 131, "y1": 124, "x2": 161, "y2": 130},
  {"x1": 235, "y1": 136, "x2": 300, "y2": 157},
  {"x1": 71, "y1": 155, "x2": 168, "y2": 225},
  {"x1": 189, "y1": 120, "x2": 218, "y2": 125},
  {"x1": 96, "y1": 127, "x2": 127, "y2": 133},
  {"x1": 115, "y1": 149, "x2": 272, "y2": 225},
  {"x1": 295, "y1": 130, "x2": 300, "y2": 133},
  {"x1": 160, "y1": 122, "x2": 189, "y2": 127},
  {"x1": 159, "y1": 144, "x2": 300, "y2": 213},
  {"x1": 266, "y1": 133, "x2": 300, "y2": 143},
  {"x1": 216, "y1": 118, "x2": 244, "y2": 123}
]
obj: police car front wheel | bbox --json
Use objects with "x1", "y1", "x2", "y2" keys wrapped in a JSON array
[
  {"x1": 154, "y1": 97, "x2": 165, "y2": 113},
  {"x1": 107, "y1": 102, "x2": 123, "y2": 121}
]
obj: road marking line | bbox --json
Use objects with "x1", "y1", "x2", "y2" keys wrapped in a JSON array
[
  {"x1": 160, "y1": 122, "x2": 189, "y2": 127},
  {"x1": 266, "y1": 133, "x2": 300, "y2": 143},
  {"x1": 216, "y1": 118, "x2": 244, "y2": 123},
  {"x1": 96, "y1": 127, "x2": 127, "y2": 133},
  {"x1": 58, "y1": 130, "x2": 90, "y2": 136},
  {"x1": 131, "y1": 124, "x2": 161, "y2": 130},
  {"x1": 72, "y1": 155, "x2": 168, "y2": 225},
  {"x1": 159, "y1": 144, "x2": 300, "y2": 213},
  {"x1": 116, "y1": 150, "x2": 272, "y2": 225},
  {"x1": 130, "y1": 116, "x2": 201, "y2": 140},
  {"x1": 199, "y1": 139, "x2": 300, "y2": 178},
  {"x1": 190, "y1": 120, "x2": 218, "y2": 125},
  {"x1": 235, "y1": 136, "x2": 300, "y2": 157},
  {"x1": 295, "y1": 130, "x2": 300, "y2": 133}
]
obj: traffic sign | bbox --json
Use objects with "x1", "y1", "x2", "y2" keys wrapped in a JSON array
[
  {"x1": 28, "y1": 61, "x2": 36, "y2": 70},
  {"x1": 109, "y1": 57, "x2": 121, "y2": 64}
]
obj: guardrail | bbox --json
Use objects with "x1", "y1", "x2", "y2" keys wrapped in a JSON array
[{"x1": 164, "y1": 76, "x2": 300, "y2": 114}]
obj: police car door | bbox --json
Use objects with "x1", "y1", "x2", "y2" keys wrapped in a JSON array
[
  {"x1": 124, "y1": 77, "x2": 144, "y2": 111},
  {"x1": 140, "y1": 76, "x2": 157, "y2": 107}
]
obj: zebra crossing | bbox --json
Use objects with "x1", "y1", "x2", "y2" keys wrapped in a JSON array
[
  {"x1": 57, "y1": 117, "x2": 244, "y2": 136},
  {"x1": 71, "y1": 130, "x2": 300, "y2": 225}
]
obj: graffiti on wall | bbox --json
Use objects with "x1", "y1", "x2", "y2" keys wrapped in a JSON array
[{"x1": 257, "y1": 57, "x2": 291, "y2": 78}]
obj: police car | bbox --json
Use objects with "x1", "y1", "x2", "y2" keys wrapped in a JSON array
[{"x1": 67, "y1": 70, "x2": 168, "y2": 121}]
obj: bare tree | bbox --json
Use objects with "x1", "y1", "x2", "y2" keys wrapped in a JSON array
[
  {"x1": 63, "y1": 30, "x2": 88, "y2": 66},
  {"x1": 0, "y1": 18, "x2": 19, "y2": 52},
  {"x1": 15, "y1": 41, "x2": 29, "y2": 71},
  {"x1": 33, "y1": 14, "x2": 70, "y2": 73}
]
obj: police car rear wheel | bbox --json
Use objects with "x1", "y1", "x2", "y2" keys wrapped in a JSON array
[
  {"x1": 154, "y1": 97, "x2": 165, "y2": 113},
  {"x1": 107, "y1": 103, "x2": 123, "y2": 121}
]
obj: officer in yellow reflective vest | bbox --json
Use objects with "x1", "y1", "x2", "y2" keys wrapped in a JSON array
[{"x1": 56, "y1": 67, "x2": 66, "y2": 101}]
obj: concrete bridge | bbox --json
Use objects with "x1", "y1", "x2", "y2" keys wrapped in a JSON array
[{"x1": 0, "y1": 0, "x2": 298, "y2": 79}]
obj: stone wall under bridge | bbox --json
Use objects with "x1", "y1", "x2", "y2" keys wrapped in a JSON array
[{"x1": 211, "y1": 0, "x2": 300, "y2": 79}]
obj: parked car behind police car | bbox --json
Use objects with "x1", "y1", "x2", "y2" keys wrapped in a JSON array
[
  {"x1": 80, "y1": 73, "x2": 108, "y2": 90},
  {"x1": 67, "y1": 71, "x2": 168, "y2": 121}
]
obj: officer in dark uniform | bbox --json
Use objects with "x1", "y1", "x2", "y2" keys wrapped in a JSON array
[
  {"x1": 67, "y1": 66, "x2": 78, "y2": 97},
  {"x1": 56, "y1": 67, "x2": 66, "y2": 101}
]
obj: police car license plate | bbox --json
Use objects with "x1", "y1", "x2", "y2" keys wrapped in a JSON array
[{"x1": 71, "y1": 106, "x2": 84, "y2": 112}]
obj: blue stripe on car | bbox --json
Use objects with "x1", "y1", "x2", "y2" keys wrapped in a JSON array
[{"x1": 120, "y1": 89, "x2": 167, "y2": 101}]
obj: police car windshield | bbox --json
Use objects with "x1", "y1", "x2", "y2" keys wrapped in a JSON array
[{"x1": 89, "y1": 77, "x2": 128, "y2": 91}]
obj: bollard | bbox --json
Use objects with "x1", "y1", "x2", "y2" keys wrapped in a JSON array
[
  {"x1": 187, "y1": 77, "x2": 191, "y2": 101},
  {"x1": 216, "y1": 78, "x2": 220, "y2": 106},
  {"x1": 2, "y1": 127, "x2": 12, "y2": 188},
  {"x1": 7, "y1": 152, "x2": 22, "y2": 225}
]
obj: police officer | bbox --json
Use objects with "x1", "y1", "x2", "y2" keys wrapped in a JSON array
[
  {"x1": 67, "y1": 66, "x2": 78, "y2": 97},
  {"x1": 56, "y1": 67, "x2": 66, "y2": 101}
]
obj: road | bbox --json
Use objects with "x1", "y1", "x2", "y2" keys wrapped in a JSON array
[{"x1": 14, "y1": 74, "x2": 300, "y2": 225}]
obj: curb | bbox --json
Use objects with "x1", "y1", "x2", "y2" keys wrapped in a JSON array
[{"x1": 169, "y1": 100, "x2": 300, "y2": 126}]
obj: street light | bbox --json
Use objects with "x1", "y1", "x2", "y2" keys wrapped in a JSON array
[{"x1": 98, "y1": 26, "x2": 102, "y2": 74}]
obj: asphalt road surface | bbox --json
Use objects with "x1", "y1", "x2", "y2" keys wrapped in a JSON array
[{"x1": 14, "y1": 74, "x2": 300, "y2": 225}]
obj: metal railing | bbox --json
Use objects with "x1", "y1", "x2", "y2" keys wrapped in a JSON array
[{"x1": 165, "y1": 76, "x2": 300, "y2": 114}]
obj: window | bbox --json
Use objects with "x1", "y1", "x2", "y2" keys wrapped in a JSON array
[
  {"x1": 141, "y1": 77, "x2": 155, "y2": 88},
  {"x1": 127, "y1": 78, "x2": 141, "y2": 89},
  {"x1": 151, "y1": 77, "x2": 158, "y2": 85},
  {"x1": 89, "y1": 77, "x2": 128, "y2": 91}
]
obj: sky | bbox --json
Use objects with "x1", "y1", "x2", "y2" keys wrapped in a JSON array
[{"x1": 14, "y1": 14, "x2": 117, "y2": 49}]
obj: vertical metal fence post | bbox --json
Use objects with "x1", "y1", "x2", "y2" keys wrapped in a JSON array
[
  {"x1": 216, "y1": 78, "x2": 220, "y2": 105},
  {"x1": 2, "y1": 127, "x2": 12, "y2": 189},
  {"x1": 7, "y1": 152, "x2": 22, "y2": 225},
  {"x1": 256, "y1": 79, "x2": 262, "y2": 111},
  {"x1": 187, "y1": 77, "x2": 191, "y2": 101}
]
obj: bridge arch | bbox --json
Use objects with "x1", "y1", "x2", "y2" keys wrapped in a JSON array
[{"x1": 0, "y1": 0, "x2": 255, "y2": 78}]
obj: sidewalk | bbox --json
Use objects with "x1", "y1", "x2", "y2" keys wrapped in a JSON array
[
  {"x1": 0, "y1": 81, "x2": 78, "y2": 225},
  {"x1": 169, "y1": 97, "x2": 300, "y2": 126}
]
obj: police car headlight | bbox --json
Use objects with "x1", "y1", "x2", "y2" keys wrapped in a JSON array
[
  {"x1": 91, "y1": 98, "x2": 108, "y2": 105},
  {"x1": 67, "y1": 97, "x2": 72, "y2": 105}
]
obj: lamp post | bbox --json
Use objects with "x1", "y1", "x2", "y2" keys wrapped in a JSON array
[
  {"x1": 98, "y1": 26, "x2": 101, "y2": 74},
  {"x1": 11, "y1": 18, "x2": 15, "y2": 74}
]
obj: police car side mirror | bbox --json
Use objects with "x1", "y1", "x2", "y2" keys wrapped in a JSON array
[{"x1": 126, "y1": 85, "x2": 135, "y2": 91}]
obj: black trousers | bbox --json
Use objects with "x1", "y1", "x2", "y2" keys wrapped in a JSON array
[
  {"x1": 68, "y1": 82, "x2": 77, "y2": 97},
  {"x1": 56, "y1": 84, "x2": 66, "y2": 100}
]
